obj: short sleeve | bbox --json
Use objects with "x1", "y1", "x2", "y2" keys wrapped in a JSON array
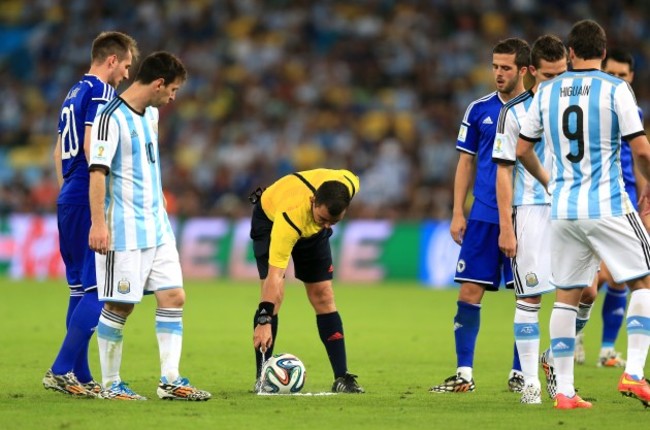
[
  {"x1": 88, "y1": 113, "x2": 119, "y2": 171},
  {"x1": 492, "y1": 108, "x2": 518, "y2": 164}
]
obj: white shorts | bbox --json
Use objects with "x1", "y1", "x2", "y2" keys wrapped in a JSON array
[
  {"x1": 512, "y1": 205, "x2": 554, "y2": 297},
  {"x1": 97, "y1": 241, "x2": 183, "y2": 303},
  {"x1": 551, "y1": 213, "x2": 650, "y2": 289}
]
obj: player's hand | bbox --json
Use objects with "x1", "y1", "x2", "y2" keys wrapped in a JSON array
[
  {"x1": 450, "y1": 213, "x2": 466, "y2": 245},
  {"x1": 253, "y1": 324, "x2": 273, "y2": 353},
  {"x1": 89, "y1": 222, "x2": 110, "y2": 255},
  {"x1": 498, "y1": 230, "x2": 517, "y2": 258}
]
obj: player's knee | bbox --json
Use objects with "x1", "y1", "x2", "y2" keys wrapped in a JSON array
[
  {"x1": 306, "y1": 282, "x2": 335, "y2": 312},
  {"x1": 156, "y1": 287, "x2": 186, "y2": 308},
  {"x1": 104, "y1": 302, "x2": 134, "y2": 318},
  {"x1": 458, "y1": 283, "x2": 483, "y2": 304}
]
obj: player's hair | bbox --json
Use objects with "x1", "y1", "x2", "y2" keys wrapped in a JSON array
[
  {"x1": 91, "y1": 31, "x2": 139, "y2": 64},
  {"x1": 134, "y1": 51, "x2": 188, "y2": 85},
  {"x1": 603, "y1": 48, "x2": 634, "y2": 71},
  {"x1": 314, "y1": 181, "x2": 351, "y2": 217},
  {"x1": 567, "y1": 19, "x2": 606, "y2": 60},
  {"x1": 531, "y1": 35, "x2": 567, "y2": 69},
  {"x1": 493, "y1": 38, "x2": 530, "y2": 69}
]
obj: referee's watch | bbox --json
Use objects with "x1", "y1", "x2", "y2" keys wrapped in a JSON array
[{"x1": 256, "y1": 314, "x2": 273, "y2": 325}]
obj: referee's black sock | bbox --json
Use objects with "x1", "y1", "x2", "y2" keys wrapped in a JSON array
[
  {"x1": 253, "y1": 311, "x2": 278, "y2": 378},
  {"x1": 317, "y1": 311, "x2": 347, "y2": 378}
]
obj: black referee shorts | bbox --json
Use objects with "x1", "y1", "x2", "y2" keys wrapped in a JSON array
[{"x1": 250, "y1": 202, "x2": 334, "y2": 283}]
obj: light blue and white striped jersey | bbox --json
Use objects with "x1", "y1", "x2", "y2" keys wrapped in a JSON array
[
  {"x1": 88, "y1": 97, "x2": 174, "y2": 251},
  {"x1": 520, "y1": 69, "x2": 645, "y2": 220},
  {"x1": 492, "y1": 89, "x2": 551, "y2": 206}
]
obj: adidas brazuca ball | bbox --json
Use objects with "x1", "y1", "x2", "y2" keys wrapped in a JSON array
[{"x1": 260, "y1": 353, "x2": 306, "y2": 394}]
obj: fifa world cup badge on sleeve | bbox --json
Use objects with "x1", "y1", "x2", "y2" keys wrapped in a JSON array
[
  {"x1": 94, "y1": 144, "x2": 107, "y2": 161},
  {"x1": 117, "y1": 278, "x2": 131, "y2": 294},
  {"x1": 458, "y1": 125, "x2": 468, "y2": 143},
  {"x1": 494, "y1": 135, "x2": 503, "y2": 155}
]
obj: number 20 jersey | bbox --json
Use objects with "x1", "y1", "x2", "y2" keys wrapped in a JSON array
[
  {"x1": 520, "y1": 69, "x2": 645, "y2": 220},
  {"x1": 57, "y1": 74, "x2": 115, "y2": 205}
]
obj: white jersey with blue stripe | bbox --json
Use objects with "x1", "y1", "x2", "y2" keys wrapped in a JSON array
[
  {"x1": 88, "y1": 97, "x2": 174, "y2": 251},
  {"x1": 520, "y1": 69, "x2": 645, "y2": 220},
  {"x1": 492, "y1": 90, "x2": 551, "y2": 206}
]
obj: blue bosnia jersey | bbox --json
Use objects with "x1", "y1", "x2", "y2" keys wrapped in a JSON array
[
  {"x1": 620, "y1": 107, "x2": 644, "y2": 194},
  {"x1": 57, "y1": 74, "x2": 115, "y2": 205},
  {"x1": 456, "y1": 91, "x2": 505, "y2": 223}
]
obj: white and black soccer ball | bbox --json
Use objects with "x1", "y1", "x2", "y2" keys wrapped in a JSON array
[{"x1": 259, "y1": 353, "x2": 306, "y2": 394}]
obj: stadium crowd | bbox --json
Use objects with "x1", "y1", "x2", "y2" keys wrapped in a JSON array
[{"x1": 1, "y1": 0, "x2": 650, "y2": 219}]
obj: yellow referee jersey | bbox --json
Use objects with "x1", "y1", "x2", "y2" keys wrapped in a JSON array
[{"x1": 260, "y1": 168, "x2": 359, "y2": 269}]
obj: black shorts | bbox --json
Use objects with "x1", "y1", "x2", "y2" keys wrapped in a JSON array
[{"x1": 250, "y1": 202, "x2": 333, "y2": 283}]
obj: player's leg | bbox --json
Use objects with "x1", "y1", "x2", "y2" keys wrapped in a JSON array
[
  {"x1": 431, "y1": 220, "x2": 502, "y2": 393},
  {"x1": 502, "y1": 248, "x2": 523, "y2": 392},
  {"x1": 598, "y1": 262, "x2": 627, "y2": 367},
  {"x1": 573, "y1": 276, "x2": 597, "y2": 365},
  {"x1": 69, "y1": 211, "x2": 103, "y2": 389},
  {"x1": 150, "y1": 243, "x2": 211, "y2": 401},
  {"x1": 296, "y1": 229, "x2": 363, "y2": 393},
  {"x1": 95, "y1": 250, "x2": 145, "y2": 400},
  {"x1": 57, "y1": 205, "x2": 84, "y2": 327},
  {"x1": 250, "y1": 201, "x2": 280, "y2": 381},
  {"x1": 44, "y1": 204, "x2": 94, "y2": 397},
  {"x1": 619, "y1": 277, "x2": 650, "y2": 406},
  {"x1": 511, "y1": 205, "x2": 553, "y2": 404},
  {"x1": 548, "y1": 219, "x2": 596, "y2": 409},
  {"x1": 588, "y1": 213, "x2": 650, "y2": 407}
]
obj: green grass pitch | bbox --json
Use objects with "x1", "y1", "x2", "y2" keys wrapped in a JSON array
[{"x1": 1, "y1": 278, "x2": 647, "y2": 429}]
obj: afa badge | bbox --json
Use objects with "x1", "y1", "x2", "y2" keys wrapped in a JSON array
[
  {"x1": 117, "y1": 278, "x2": 131, "y2": 294},
  {"x1": 525, "y1": 272, "x2": 539, "y2": 288}
]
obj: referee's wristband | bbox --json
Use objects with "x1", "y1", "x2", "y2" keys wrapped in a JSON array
[{"x1": 258, "y1": 301, "x2": 275, "y2": 316}]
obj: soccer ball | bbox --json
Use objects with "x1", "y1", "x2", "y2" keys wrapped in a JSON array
[{"x1": 259, "y1": 353, "x2": 306, "y2": 394}]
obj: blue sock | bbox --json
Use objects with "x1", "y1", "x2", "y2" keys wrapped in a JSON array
[
  {"x1": 512, "y1": 342, "x2": 522, "y2": 372},
  {"x1": 66, "y1": 287, "x2": 84, "y2": 328},
  {"x1": 455, "y1": 301, "x2": 481, "y2": 368},
  {"x1": 601, "y1": 284, "x2": 627, "y2": 348},
  {"x1": 52, "y1": 290, "x2": 103, "y2": 380}
]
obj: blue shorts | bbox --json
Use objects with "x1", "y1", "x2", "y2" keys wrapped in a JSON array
[
  {"x1": 57, "y1": 204, "x2": 97, "y2": 290},
  {"x1": 454, "y1": 219, "x2": 514, "y2": 291}
]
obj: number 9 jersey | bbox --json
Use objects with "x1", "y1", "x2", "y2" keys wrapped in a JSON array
[
  {"x1": 520, "y1": 70, "x2": 645, "y2": 220},
  {"x1": 57, "y1": 74, "x2": 115, "y2": 205}
]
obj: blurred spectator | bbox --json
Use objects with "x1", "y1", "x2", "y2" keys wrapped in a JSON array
[{"x1": 1, "y1": 0, "x2": 650, "y2": 219}]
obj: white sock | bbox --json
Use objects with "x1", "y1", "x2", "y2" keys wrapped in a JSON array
[
  {"x1": 625, "y1": 289, "x2": 650, "y2": 378},
  {"x1": 457, "y1": 366, "x2": 472, "y2": 381},
  {"x1": 550, "y1": 302, "x2": 578, "y2": 397},
  {"x1": 97, "y1": 309, "x2": 126, "y2": 387},
  {"x1": 514, "y1": 300, "x2": 541, "y2": 387},
  {"x1": 156, "y1": 308, "x2": 183, "y2": 382}
]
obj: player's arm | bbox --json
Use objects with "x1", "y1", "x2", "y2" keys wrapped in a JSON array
[
  {"x1": 495, "y1": 164, "x2": 516, "y2": 257},
  {"x1": 450, "y1": 151, "x2": 475, "y2": 245},
  {"x1": 88, "y1": 168, "x2": 109, "y2": 254},
  {"x1": 628, "y1": 134, "x2": 650, "y2": 217},
  {"x1": 253, "y1": 264, "x2": 286, "y2": 353},
  {"x1": 53, "y1": 135, "x2": 63, "y2": 189},
  {"x1": 87, "y1": 114, "x2": 118, "y2": 255},
  {"x1": 83, "y1": 125, "x2": 93, "y2": 163},
  {"x1": 516, "y1": 137, "x2": 549, "y2": 189},
  {"x1": 493, "y1": 110, "x2": 519, "y2": 257},
  {"x1": 253, "y1": 218, "x2": 299, "y2": 352}
]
